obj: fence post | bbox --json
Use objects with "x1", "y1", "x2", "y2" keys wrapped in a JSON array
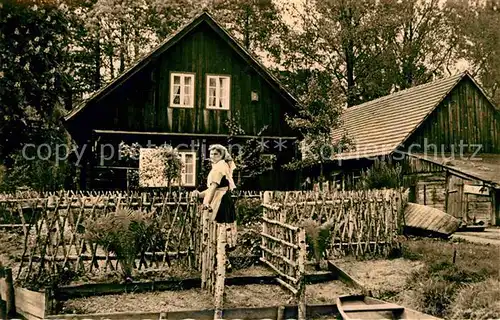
[
  {"x1": 0, "y1": 265, "x2": 5, "y2": 320},
  {"x1": 5, "y1": 268, "x2": 15, "y2": 319},
  {"x1": 213, "y1": 225, "x2": 226, "y2": 320},
  {"x1": 297, "y1": 228, "x2": 306, "y2": 320}
]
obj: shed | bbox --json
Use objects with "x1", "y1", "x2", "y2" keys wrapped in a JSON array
[{"x1": 327, "y1": 71, "x2": 500, "y2": 225}]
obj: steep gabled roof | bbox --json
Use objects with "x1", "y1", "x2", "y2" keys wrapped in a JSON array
[
  {"x1": 63, "y1": 10, "x2": 300, "y2": 122},
  {"x1": 331, "y1": 72, "x2": 496, "y2": 161}
]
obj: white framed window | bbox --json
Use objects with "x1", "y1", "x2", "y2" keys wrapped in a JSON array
[
  {"x1": 139, "y1": 149, "x2": 196, "y2": 188},
  {"x1": 170, "y1": 72, "x2": 195, "y2": 108},
  {"x1": 206, "y1": 75, "x2": 231, "y2": 110},
  {"x1": 178, "y1": 152, "x2": 196, "y2": 187}
]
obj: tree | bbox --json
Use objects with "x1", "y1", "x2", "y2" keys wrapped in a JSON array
[
  {"x1": 377, "y1": 0, "x2": 458, "y2": 90},
  {"x1": 209, "y1": 0, "x2": 286, "y2": 61},
  {"x1": 0, "y1": 0, "x2": 73, "y2": 162},
  {"x1": 277, "y1": 0, "x2": 395, "y2": 107},
  {"x1": 447, "y1": 0, "x2": 500, "y2": 105},
  {"x1": 282, "y1": 74, "x2": 352, "y2": 186},
  {"x1": 224, "y1": 112, "x2": 275, "y2": 189}
]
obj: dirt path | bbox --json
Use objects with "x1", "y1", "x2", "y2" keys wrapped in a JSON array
[{"x1": 452, "y1": 228, "x2": 500, "y2": 246}]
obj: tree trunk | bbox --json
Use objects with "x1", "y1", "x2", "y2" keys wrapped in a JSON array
[{"x1": 94, "y1": 37, "x2": 101, "y2": 90}]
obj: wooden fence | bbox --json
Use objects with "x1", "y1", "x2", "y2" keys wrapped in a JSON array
[
  {"x1": 0, "y1": 192, "x2": 202, "y2": 283},
  {"x1": 260, "y1": 192, "x2": 307, "y2": 320},
  {"x1": 265, "y1": 189, "x2": 407, "y2": 259},
  {"x1": 198, "y1": 208, "x2": 227, "y2": 320}
]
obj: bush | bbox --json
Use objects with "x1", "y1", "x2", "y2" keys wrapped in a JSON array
[
  {"x1": 235, "y1": 198, "x2": 261, "y2": 226},
  {"x1": 419, "y1": 278, "x2": 458, "y2": 318},
  {"x1": 84, "y1": 208, "x2": 165, "y2": 279},
  {"x1": 449, "y1": 279, "x2": 500, "y2": 319},
  {"x1": 358, "y1": 158, "x2": 405, "y2": 190}
]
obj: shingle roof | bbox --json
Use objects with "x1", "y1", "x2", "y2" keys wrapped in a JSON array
[
  {"x1": 63, "y1": 10, "x2": 300, "y2": 122},
  {"x1": 331, "y1": 72, "x2": 467, "y2": 160}
]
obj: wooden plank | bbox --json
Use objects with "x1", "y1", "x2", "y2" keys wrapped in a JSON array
[
  {"x1": 14, "y1": 287, "x2": 46, "y2": 319},
  {"x1": 327, "y1": 261, "x2": 365, "y2": 291},
  {"x1": 341, "y1": 303, "x2": 404, "y2": 313}
]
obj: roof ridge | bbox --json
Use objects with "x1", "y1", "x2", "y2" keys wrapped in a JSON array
[{"x1": 347, "y1": 72, "x2": 466, "y2": 112}]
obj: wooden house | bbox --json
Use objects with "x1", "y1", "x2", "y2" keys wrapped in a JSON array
[
  {"x1": 63, "y1": 11, "x2": 301, "y2": 191},
  {"x1": 328, "y1": 72, "x2": 500, "y2": 225}
]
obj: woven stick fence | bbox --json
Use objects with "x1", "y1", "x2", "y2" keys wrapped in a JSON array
[
  {"x1": 261, "y1": 192, "x2": 307, "y2": 320},
  {"x1": 0, "y1": 192, "x2": 201, "y2": 283},
  {"x1": 265, "y1": 189, "x2": 407, "y2": 259}
]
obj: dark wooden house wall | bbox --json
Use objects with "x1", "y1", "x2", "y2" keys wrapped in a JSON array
[
  {"x1": 400, "y1": 155, "x2": 496, "y2": 225},
  {"x1": 69, "y1": 21, "x2": 300, "y2": 191},
  {"x1": 78, "y1": 23, "x2": 296, "y2": 138},
  {"x1": 404, "y1": 78, "x2": 500, "y2": 153}
]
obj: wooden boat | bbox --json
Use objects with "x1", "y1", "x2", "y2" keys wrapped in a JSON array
[{"x1": 336, "y1": 295, "x2": 441, "y2": 320}]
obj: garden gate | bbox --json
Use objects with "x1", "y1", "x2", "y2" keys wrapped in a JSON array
[{"x1": 261, "y1": 192, "x2": 307, "y2": 320}]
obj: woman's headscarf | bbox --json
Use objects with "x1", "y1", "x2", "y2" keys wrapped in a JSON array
[{"x1": 209, "y1": 144, "x2": 237, "y2": 190}]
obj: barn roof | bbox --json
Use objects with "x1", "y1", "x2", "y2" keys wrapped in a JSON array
[
  {"x1": 63, "y1": 10, "x2": 300, "y2": 123},
  {"x1": 331, "y1": 72, "x2": 495, "y2": 160}
]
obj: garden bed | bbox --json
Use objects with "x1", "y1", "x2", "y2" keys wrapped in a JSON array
[{"x1": 59, "y1": 278, "x2": 356, "y2": 314}]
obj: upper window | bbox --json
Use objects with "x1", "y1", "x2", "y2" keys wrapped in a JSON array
[
  {"x1": 170, "y1": 73, "x2": 195, "y2": 108},
  {"x1": 206, "y1": 75, "x2": 231, "y2": 110}
]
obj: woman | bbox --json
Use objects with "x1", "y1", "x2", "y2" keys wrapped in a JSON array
[{"x1": 193, "y1": 144, "x2": 237, "y2": 251}]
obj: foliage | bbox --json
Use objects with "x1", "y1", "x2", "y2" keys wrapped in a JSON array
[
  {"x1": 300, "y1": 218, "x2": 334, "y2": 269},
  {"x1": 281, "y1": 74, "x2": 352, "y2": 183},
  {"x1": 358, "y1": 158, "x2": 404, "y2": 190},
  {"x1": 119, "y1": 142, "x2": 183, "y2": 190},
  {"x1": 0, "y1": 0, "x2": 73, "y2": 161},
  {"x1": 448, "y1": 279, "x2": 500, "y2": 320},
  {"x1": 447, "y1": 0, "x2": 500, "y2": 105},
  {"x1": 395, "y1": 237, "x2": 499, "y2": 318},
  {"x1": 224, "y1": 112, "x2": 276, "y2": 189},
  {"x1": 0, "y1": 125, "x2": 77, "y2": 192},
  {"x1": 234, "y1": 197, "x2": 261, "y2": 226},
  {"x1": 275, "y1": 0, "x2": 458, "y2": 107},
  {"x1": 209, "y1": 0, "x2": 286, "y2": 59},
  {"x1": 84, "y1": 208, "x2": 165, "y2": 279}
]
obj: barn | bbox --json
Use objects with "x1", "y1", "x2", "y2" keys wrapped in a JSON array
[
  {"x1": 329, "y1": 72, "x2": 500, "y2": 225},
  {"x1": 63, "y1": 10, "x2": 302, "y2": 191}
]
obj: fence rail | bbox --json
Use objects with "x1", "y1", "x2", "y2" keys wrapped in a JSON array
[
  {"x1": 261, "y1": 192, "x2": 306, "y2": 320},
  {"x1": 0, "y1": 192, "x2": 202, "y2": 283},
  {"x1": 267, "y1": 189, "x2": 407, "y2": 259}
]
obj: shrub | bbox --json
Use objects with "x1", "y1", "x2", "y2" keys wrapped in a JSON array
[
  {"x1": 358, "y1": 158, "x2": 405, "y2": 190},
  {"x1": 235, "y1": 198, "x2": 261, "y2": 226},
  {"x1": 84, "y1": 208, "x2": 165, "y2": 279},
  {"x1": 449, "y1": 279, "x2": 500, "y2": 319},
  {"x1": 419, "y1": 278, "x2": 458, "y2": 318}
]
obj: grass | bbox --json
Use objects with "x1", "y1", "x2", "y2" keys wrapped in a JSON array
[{"x1": 394, "y1": 237, "x2": 500, "y2": 319}]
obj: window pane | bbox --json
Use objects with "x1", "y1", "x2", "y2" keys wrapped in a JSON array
[
  {"x1": 174, "y1": 84, "x2": 181, "y2": 95},
  {"x1": 219, "y1": 97, "x2": 226, "y2": 109},
  {"x1": 173, "y1": 95, "x2": 180, "y2": 105},
  {"x1": 209, "y1": 77, "x2": 216, "y2": 87},
  {"x1": 184, "y1": 76, "x2": 192, "y2": 86},
  {"x1": 185, "y1": 174, "x2": 193, "y2": 185},
  {"x1": 173, "y1": 76, "x2": 180, "y2": 84}
]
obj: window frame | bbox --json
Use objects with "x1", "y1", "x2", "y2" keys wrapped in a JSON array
[
  {"x1": 206, "y1": 74, "x2": 231, "y2": 110},
  {"x1": 172, "y1": 151, "x2": 197, "y2": 187},
  {"x1": 170, "y1": 72, "x2": 196, "y2": 108}
]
